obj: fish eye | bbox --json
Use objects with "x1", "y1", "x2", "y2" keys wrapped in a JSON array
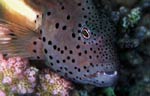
[{"x1": 81, "y1": 28, "x2": 90, "y2": 39}]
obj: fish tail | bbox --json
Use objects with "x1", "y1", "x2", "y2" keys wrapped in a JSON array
[
  {"x1": 0, "y1": 0, "x2": 38, "y2": 29},
  {"x1": 0, "y1": 20, "x2": 44, "y2": 59}
]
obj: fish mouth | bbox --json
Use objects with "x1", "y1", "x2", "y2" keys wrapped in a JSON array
[
  {"x1": 83, "y1": 70, "x2": 118, "y2": 87},
  {"x1": 85, "y1": 70, "x2": 118, "y2": 78},
  {"x1": 96, "y1": 71, "x2": 118, "y2": 77},
  {"x1": 81, "y1": 62, "x2": 118, "y2": 87},
  {"x1": 100, "y1": 71, "x2": 117, "y2": 76}
]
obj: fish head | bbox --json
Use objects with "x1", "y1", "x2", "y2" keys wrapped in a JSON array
[
  {"x1": 67, "y1": 15, "x2": 119, "y2": 87},
  {"x1": 41, "y1": 0, "x2": 118, "y2": 87}
]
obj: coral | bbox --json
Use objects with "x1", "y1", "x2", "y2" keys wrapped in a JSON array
[
  {"x1": 78, "y1": 90, "x2": 89, "y2": 96},
  {"x1": 129, "y1": 82, "x2": 150, "y2": 96},
  {"x1": 0, "y1": 54, "x2": 38, "y2": 95},
  {"x1": 37, "y1": 69, "x2": 73, "y2": 96},
  {"x1": 140, "y1": 14, "x2": 150, "y2": 28},
  {"x1": 11, "y1": 67, "x2": 38, "y2": 94},
  {"x1": 122, "y1": 7, "x2": 141, "y2": 29},
  {"x1": 108, "y1": 1, "x2": 150, "y2": 96},
  {"x1": 138, "y1": 40, "x2": 150, "y2": 56},
  {"x1": 128, "y1": 64, "x2": 150, "y2": 96},
  {"x1": 0, "y1": 90, "x2": 6, "y2": 96},
  {"x1": 0, "y1": 54, "x2": 73, "y2": 96}
]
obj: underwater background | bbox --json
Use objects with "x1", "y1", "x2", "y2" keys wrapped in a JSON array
[{"x1": 0, "y1": 0, "x2": 149, "y2": 96}]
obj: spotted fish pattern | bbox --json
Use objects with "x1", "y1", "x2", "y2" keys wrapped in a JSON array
[{"x1": 0, "y1": 0, "x2": 118, "y2": 87}]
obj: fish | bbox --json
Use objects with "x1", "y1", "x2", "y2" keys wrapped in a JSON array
[
  {"x1": 0, "y1": 0, "x2": 118, "y2": 87},
  {"x1": 0, "y1": 0, "x2": 37, "y2": 29}
]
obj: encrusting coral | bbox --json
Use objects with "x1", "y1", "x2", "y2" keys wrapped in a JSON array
[
  {"x1": 37, "y1": 69, "x2": 73, "y2": 96},
  {"x1": 0, "y1": 54, "x2": 73, "y2": 96}
]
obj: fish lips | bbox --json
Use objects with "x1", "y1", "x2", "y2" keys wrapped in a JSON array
[{"x1": 83, "y1": 70, "x2": 118, "y2": 87}]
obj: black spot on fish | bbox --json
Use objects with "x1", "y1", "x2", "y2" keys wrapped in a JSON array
[
  {"x1": 78, "y1": 37, "x2": 81, "y2": 40},
  {"x1": 53, "y1": 45, "x2": 57, "y2": 50},
  {"x1": 84, "y1": 50, "x2": 87, "y2": 54},
  {"x1": 50, "y1": 62, "x2": 54, "y2": 66},
  {"x1": 83, "y1": 15, "x2": 87, "y2": 18},
  {"x1": 90, "y1": 63, "x2": 94, "y2": 67},
  {"x1": 89, "y1": 55, "x2": 92, "y2": 59},
  {"x1": 87, "y1": 70, "x2": 90, "y2": 73},
  {"x1": 64, "y1": 46, "x2": 68, "y2": 50},
  {"x1": 36, "y1": 15, "x2": 39, "y2": 18},
  {"x1": 48, "y1": 40, "x2": 52, "y2": 45},
  {"x1": 64, "y1": 67, "x2": 68, "y2": 71},
  {"x1": 74, "y1": 67, "x2": 77, "y2": 69},
  {"x1": 69, "y1": 50, "x2": 73, "y2": 54},
  {"x1": 49, "y1": 55, "x2": 53, "y2": 60},
  {"x1": 76, "y1": 76, "x2": 79, "y2": 79},
  {"x1": 72, "y1": 33, "x2": 76, "y2": 38},
  {"x1": 63, "y1": 59, "x2": 66, "y2": 63},
  {"x1": 60, "y1": 67, "x2": 63, "y2": 70},
  {"x1": 67, "y1": 56, "x2": 70, "y2": 60},
  {"x1": 83, "y1": 66, "x2": 87, "y2": 69},
  {"x1": 78, "y1": 23, "x2": 82, "y2": 27},
  {"x1": 33, "y1": 49, "x2": 37, "y2": 53},
  {"x1": 60, "y1": 50, "x2": 64, "y2": 54},
  {"x1": 37, "y1": 56, "x2": 40, "y2": 59},
  {"x1": 77, "y1": 29, "x2": 81, "y2": 33},
  {"x1": 62, "y1": 25, "x2": 67, "y2": 30},
  {"x1": 72, "y1": 59, "x2": 75, "y2": 63},
  {"x1": 33, "y1": 41, "x2": 37, "y2": 45},
  {"x1": 78, "y1": 51, "x2": 82, "y2": 56},
  {"x1": 78, "y1": 68, "x2": 81, "y2": 72},
  {"x1": 67, "y1": 15, "x2": 70, "y2": 20},
  {"x1": 96, "y1": 55, "x2": 99, "y2": 58},
  {"x1": 82, "y1": 8, "x2": 85, "y2": 11},
  {"x1": 57, "y1": 70, "x2": 61, "y2": 72},
  {"x1": 55, "y1": 23, "x2": 59, "y2": 29},
  {"x1": 77, "y1": 3, "x2": 81, "y2": 6},
  {"x1": 76, "y1": 45, "x2": 80, "y2": 49},
  {"x1": 44, "y1": 49, "x2": 48, "y2": 54},
  {"x1": 42, "y1": 37, "x2": 46, "y2": 42},
  {"x1": 47, "y1": 11, "x2": 51, "y2": 16},
  {"x1": 56, "y1": 60, "x2": 60, "y2": 63},
  {"x1": 40, "y1": 29, "x2": 42, "y2": 34},
  {"x1": 79, "y1": 78, "x2": 82, "y2": 80},
  {"x1": 61, "y1": 6, "x2": 65, "y2": 10}
]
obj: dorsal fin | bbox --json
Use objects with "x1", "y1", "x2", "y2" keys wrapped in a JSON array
[
  {"x1": 23, "y1": 0, "x2": 56, "y2": 11},
  {"x1": 23, "y1": 0, "x2": 86, "y2": 11}
]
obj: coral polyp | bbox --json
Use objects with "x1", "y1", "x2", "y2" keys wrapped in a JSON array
[{"x1": 0, "y1": 54, "x2": 73, "y2": 96}]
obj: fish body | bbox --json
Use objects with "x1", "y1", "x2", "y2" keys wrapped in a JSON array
[{"x1": 0, "y1": 0, "x2": 118, "y2": 87}]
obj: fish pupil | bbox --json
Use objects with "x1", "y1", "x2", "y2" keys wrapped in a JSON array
[{"x1": 81, "y1": 28, "x2": 90, "y2": 39}]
